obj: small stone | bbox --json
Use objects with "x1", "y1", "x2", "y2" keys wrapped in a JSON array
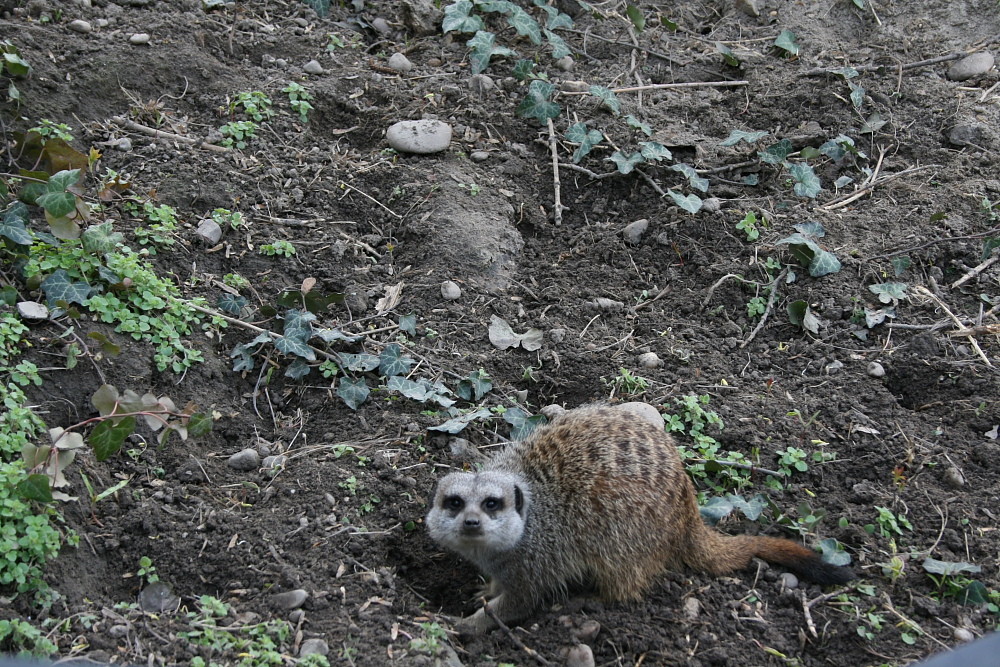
[
  {"x1": 387, "y1": 52, "x2": 413, "y2": 73},
  {"x1": 555, "y1": 56, "x2": 575, "y2": 71},
  {"x1": 470, "y1": 151, "x2": 489, "y2": 162},
  {"x1": 129, "y1": 33, "x2": 150, "y2": 45},
  {"x1": 108, "y1": 625, "x2": 129, "y2": 638},
  {"x1": 637, "y1": 352, "x2": 662, "y2": 369},
  {"x1": 954, "y1": 627, "x2": 975, "y2": 643},
  {"x1": 17, "y1": 302, "x2": 48, "y2": 320},
  {"x1": 735, "y1": 0, "x2": 760, "y2": 16},
  {"x1": 947, "y1": 52, "x2": 995, "y2": 81},
  {"x1": 867, "y1": 361, "x2": 885, "y2": 378},
  {"x1": 682, "y1": 597, "x2": 701, "y2": 620},
  {"x1": 574, "y1": 619, "x2": 601, "y2": 642},
  {"x1": 113, "y1": 137, "x2": 132, "y2": 151},
  {"x1": 68, "y1": 19, "x2": 92, "y2": 33},
  {"x1": 371, "y1": 17, "x2": 392, "y2": 34},
  {"x1": 825, "y1": 359, "x2": 844, "y2": 374},
  {"x1": 565, "y1": 644, "x2": 595, "y2": 667},
  {"x1": 779, "y1": 572, "x2": 799, "y2": 589},
  {"x1": 469, "y1": 74, "x2": 495, "y2": 95},
  {"x1": 623, "y1": 218, "x2": 649, "y2": 244},
  {"x1": 548, "y1": 328, "x2": 566, "y2": 344},
  {"x1": 701, "y1": 197, "x2": 722, "y2": 213},
  {"x1": 946, "y1": 123, "x2": 990, "y2": 148},
  {"x1": 272, "y1": 589, "x2": 309, "y2": 610},
  {"x1": 299, "y1": 638, "x2": 329, "y2": 657},
  {"x1": 386, "y1": 119, "x2": 452, "y2": 154},
  {"x1": 560, "y1": 80, "x2": 590, "y2": 93},
  {"x1": 303, "y1": 59, "x2": 324, "y2": 75},
  {"x1": 448, "y1": 437, "x2": 478, "y2": 460},
  {"x1": 288, "y1": 609, "x2": 306, "y2": 624},
  {"x1": 138, "y1": 581, "x2": 179, "y2": 612},
  {"x1": 589, "y1": 297, "x2": 624, "y2": 311},
  {"x1": 196, "y1": 219, "x2": 223, "y2": 244},
  {"x1": 262, "y1": 455, "x2": 287, "y2": 472},
  {"x1": 943, "y1": 466, "x2": 965, "y2": 488},
  {"x1": 227, "y1": 448, "x2": 260, "y2": 471},
  {"x1": 540, "y1": 404, "x2": 566, "y2": 420},
  {"x1": 441, "y1": 280, "x2": 462, "y2": 300},
  {"x1": 616, "y1": 402, "x2": 664, "y2": 428}
]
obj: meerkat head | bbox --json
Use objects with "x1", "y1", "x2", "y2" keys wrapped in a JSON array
[{"x1": 426, "y1": 471, "x2": 530, "y2": 562}]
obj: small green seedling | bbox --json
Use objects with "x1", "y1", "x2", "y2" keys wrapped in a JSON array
[{"x1": 259, "y1": 239, "x2": 296, "y2": 256}]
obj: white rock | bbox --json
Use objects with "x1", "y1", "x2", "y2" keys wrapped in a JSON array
[
  {"x1": 616, "y1": 402, "x2": 664, "y2": 428},
  {"x1": 574, "y1": 619, "x2": 600, "y2": 642},
  {"x1": 954, "y1": 627, "x2": 975, "y2": 643},
  {"x1": 441, "y1": 280, "x2": 461, "y2": 300},
  {"x1": 386, "y1": 120, "x2": 452, "y2": 154},
  {"x1": 196, "y1": 219, "x2": 223, "y2": 244},
  {"x1": 943, "y1": 466, "x2": 965, "y2": 488},
  {"x1": 303, "y1": 59, "x2": 324, "y2": 75},
  {"x1": 129, "y1": 33, "x2": 150, "y2": 45},
  {"x1": 623, "y1": 218, "x2": 649, "y2": 244},
  {"x1": 469, "y1": 74, "x2": 495, "y2": 95},
  {"x1": 272, "y1": 589, "x2": 309, "y2": 610},
  {"x1": 779, "y1": 572, "x2": 799, "y2": 589},
  {"x1": 867, "y1": 361, "x2": 885, "y2": 378},
  {"x1": 701, "y1": 197, "x2": 722, "y2": 213},
  {"x1": 68, "y1": 19, "x2": 92, "y2": 33},
  {"x1": 565, "y1": 644, "x2": 595, "y2": 667},
  {"x1": 299, "y1": 639, "x2": 329, "y2": 657},
  {"x1": 682, "y1": 596, "x2": 701, "y2": 620},
  {"x1": 947, "y1": 52, "x2": 995, "y2": 81},
  {"x1": 555, "y1": 56, "x2": 575, "y2": 71},
  {"x1": 637, "y1": 351, "x2": 662, "y2": 369},
  {"x1": 470, "y1": 151, "x2": 489, "y2": 162},
  {"x1": 371, "y1": 17, "x2": 392, "y2": 34},
  {"x1": 227, "y1": 448, "x2": 260, "y2": 471},
  {"x1": 17, "y1": 302, "x2": 48, "y2": 320},
  {"x1": 387, "y1": 52, "x2": 413, "y2": 73}
]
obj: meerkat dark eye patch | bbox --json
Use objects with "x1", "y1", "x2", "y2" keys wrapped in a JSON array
[
  {"x1": 513, "y1": 485, "x2": 524, "y2": 515},
  {"x1": 482, "y1": 497, "x2": 504, "y2": 512},
  {"x1": 443, "y1": 496, "x2": 465, "y2": 511}
]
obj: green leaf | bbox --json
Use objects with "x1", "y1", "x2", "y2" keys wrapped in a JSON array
[
  {"x1": 700, "y1": 496, "x2": 734, "y2": 525},
  {"x1": 759, "y1": 139, "x2": 792, "y2": 164},
  {"x1": 91, "y1": 416, "x2": 136, "y2": 461},
  {"x1": 337, "y1": 377, "x2": 369, "y2": 410},
  {"x1": 958, "y1": 580, "x2": 989, "y2": 606},
  {"x1": 982, "y1": 237, "x2": 1000, "y2": 260},
  {"x1": 626, "y1": 115, "x2": 652, "y2": 136},
  {"x1": 660, "y1": 16, "x2": 678, "y2": 31},
  {"x1": 442, "y1": 0, "x2": 483, "y2": 33},
  {"x1": 849, "y1": 81, "x2": 865, "y2": 109},
  {"x1": 467, "y1": 31, "x2": 515, "y2": 74},
  {"x1": 398, "y1": 312, "x2": 417, "y2": 335},
  {"x1": 671, "y1": 163, "x2": 708, "y2": 192},
  {"x1": 187, "y1": 412, "x2": 213, "y2": 437},
  {"x1": 339, "y1": 352, "x2": 380, "y2": 372},
  {"x1": 535, "y1": 1, "x2": 573, "y2": 29},
  {"x1": 0, "y1": 202, "x2": 32, "y2": 244},
  {"x1": 817, "y1": 538, "x2": 853, "y2": 566},
  {"x1": 717, "y1": 42, "x2": 740, "y2": 67},
  {"x1": 3, "y1": 51, "x2": 30, "y2": 77},
  {"x1": 720, "y1": 129, "x2": 770, "y2": 147},
  {"x1": 274, "y1": 335, "x2": 314, "y2": 360},
  {"x1": 795, "y1": 221, "x2": 826, "y2": 238},
  {"x1": 429, "y1": 407, "x2": 492, "y2": 434},
  {"x1": 517, "y1": 79, "x2": 561, "y2": 123},
  {"x1": 922, "y1": 557, "x2": 981, "y2": 576},
  {"x1": 543, "y1": 29, "x2": 571, "y2": 59},
  {"x1": 891, "y1": 256, "x2": 911, "y2": 277},
  {"x1": 728, "y1": 494, "x2": 766, "y2": 521},
  {"x1": 40, "y1": 269, "x2": 91, "y2": 306},
  {"x1": 787, "y1": 300, "x2": 820, "y2": 334},
  {"x1": 566, "y1": 123, "x2": 604, "y2": 163},
  {"x1": 625, "y1": 4, "x2": 645, "y2": 31},
  {"x1": 313, "y1": 327, "x2": 360, "y2": 344},
  {"x1": 667, "y1": 190, "x2": 703, "y2": 214},
  {"x1": 789, "y1": 163, "x2": 821, "y2": 198},
  {"x1": 860, "y1": 111, "x2": 887, "y2": 134},
  {"x1": 387, "y1": 376, "x2": 456, "y2": 407},
  {"x1": 456, "y1": 369, "x2": 492, "y2": 401},
  {"x1": 609, "y1": 151, "x2": 644, "y2": 175},
  {"x1": 503, "y1": 407, "x2": 546, "y2": 441},
  {"x1": 378, "y1": 342, "x2": 415, "y2": 377},
  {"x1": 92, "y1": 384, "x2": 119, "y2": 417},
  {"x1": 774, "y1": 29, "x2": 800, "y2": 56},
  {"x1": 81, "y1": 220, "x2": 124, "y2": 253},
  {"x1": 588, "y1": 85, "x2": 621, "y2": 114},
  {"x1": 217, "y1": 294, "x2": 248, "y2": 315},
  {"x1": 507, "y1": 6, "x2": 542, "y2": 44},
  {"x1": 16, "y1": 474, "x2": 53, "y2": 502},
  {"x1": 869, "y1": 282, "x2": 907, "y2": 303},
  {"x1": 36, "y1": 190, "x2": 77, "y2": 219},
  {"x1": 285, "y1": 358, "x2": 311, "y2": 379},
  {"x1": 512, "y1": 59, "x2": 535, "y2": 81},
  {"x1": 639, "y1": 141, "x2": 672, "y2": 163}
]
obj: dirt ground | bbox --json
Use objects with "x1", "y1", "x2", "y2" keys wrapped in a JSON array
[{"x1": 1, "y1": 0, "x2": 999, "y2": 665}]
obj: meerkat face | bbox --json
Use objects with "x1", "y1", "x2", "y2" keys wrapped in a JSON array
[{"x1": 426, "y1": 471, "x2": 529, "y2": 559}]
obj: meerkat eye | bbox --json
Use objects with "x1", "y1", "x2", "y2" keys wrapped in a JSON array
[
  {"x1": 482, "y1": 497, "x2": 504, "y2": 512},
  {"x1": 443, "y1": 496, "x2": 465, "y2": 511}
]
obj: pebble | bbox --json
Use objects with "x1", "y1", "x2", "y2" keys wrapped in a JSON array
[
  {"x1": 617, "y1": 402, "x2": 664, "y2": 428},
  {"x1": 16, "y1": 302, "x2": 48, "y2": 320},
  {"x1": 441, "y1": 280, "x2": 462, "y2": 300},
  {"x1": 947, "y1": 52, "x2": 995, "y2": 81},
  {"x1": 540, "y1": 404, "x2": 567, "y2": 420},
  {"x1": 943, "y1": 466, "x2": 966, "y2": 488},
  {"x1": 549, "y1": 328, "x2": 566, "y2": 344},
  {"x1": 560, "y1": 80, "x2": 590, "y2": 93},
  {"x1": 470, "y1": 150, "x2": 489, "y2": 162},
  {"x1": 565, "y1": 644, "x2": 595, "y2": 667},
  {"x1": 303, "y1": 59, "x2": 324, "y2": 75},
  {"x1": 299, "y1": 638, "x2": 329, "y2": 657},
  {"x1": 129, "y1": 33, "x2": 150, "y2": 45},
  {"x1": 272, "y1": 589, "x2": 309, "y2": 610},
  {"x1": 112, "y1": 137, "x2": 131, "y2": 151},
  {"x1": 371, "y1": 17, "x2": 392, "y2": 34},
  {"x1": 108, "y1": 625, "x2": 129, "y2": 638},
  {"x1": 637, "y1": 352, "x2": 663, "y2": 369},
  {"x1": 947, "y1": 123, "x2": 990, "y2": 148},
  {"x1": 555, "y1": 56, "x2": 575, "y2": 71},
  {"x1": 825, "y1": 359, "x2": 844, "y2": 374},
  {"x1": 682, "y1": 596, "x2": 701, "y2": 620},
  {"x1": 735, "y1": 0, "x2": 760, "y2": 16},
  {"x1": 387, "y1": 52, "x2": 413, "y2": 73},
  {"x1": 623, "y1": 218, "x2": 649, "y2": 244},
  {"x1": 779, "y1": 572, "x2": 799, "y2": 589},
  {"x1": 589, "y1": 297, "x2": 624, "y2": 311},
  {"x1": 701, "y1": 197, "x2": 722, "y2": 213},
  {"x1": 386, "y1": 119, "x2": 452, "y2": 154},
  {"x1": 227, "y1": 448, "x2": 260, "y2": 471},
  {"x1": 574, "y1": 619, "x2": 601, "y2": 642},
  {"x1": 469, "y1": 73, "x2": 495, "y2": 95},
  {"x1": 138, "y1": 581, "x2": 179, "y2": 612},
  {"x1": 954, "y1": 627, "x2": 975, "y2": 643},
  {"x1": 262, "y1": 455, "x2": 287, "y2": 472},
  {"x1": 68, "y1": 19, "x2": 92, "y2": 33},
  {"x1": 867, "y1": 361, "x2": 885, "y2": 378},
  {"x1": 196, "y1": 219, "x2": 222, "y2": 244}
]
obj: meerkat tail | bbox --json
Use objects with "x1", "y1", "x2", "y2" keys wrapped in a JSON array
[{"x1": 687, "y1": 528, "x2": 855, "y2": 585}]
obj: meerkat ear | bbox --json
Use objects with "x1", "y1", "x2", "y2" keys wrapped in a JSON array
[{"x1": 513, "y1": 485, "x2": 525, "y2": 516}]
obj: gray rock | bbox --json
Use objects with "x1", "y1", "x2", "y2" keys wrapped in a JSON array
[
  {"x1": 947, "y1": 123, "x2": 990, "y2": 147},
  {"x1": 682, "y1": 596, "x2": 701, "y2": 620},
  {"x1": 196, "y1": 218, "x2": 223, "y2": 244},
  {"x1": 825, "y1": 359, "x2": 844, "y2": 374},
  {"x1": 469, "y1": 74, "x2": 495, "y2": 95},
  {"x1": 779, "y1": 572, "x2": 799, "y2": 589},
  {"x1": 387, "y1": 52, "x2": 413, "y2": 73},
  {"x1": 701, "y1": 197, "x2": 722, "y2": 213},
  {"x1": 272, "y1": 589, "x2": 309, "y2": 610},
  {"x1": 947, "y1": 52, "x2": 995, "y2": 81},
  {"x1": 129, "y1": 33, "x2": 150, "y2": 44},
  {"x1": 616, "y1": 402, "x2": 664, "y2": 428},
  {"x1": 386, "y1": 120, "x2": 452, "y2": 154},
  {"x1": 574, "y1": 619, "x2": 600, "y2": 642},
  {"x1": 589, "y1": 297, "x2": 624, "y2": 311},
  {"x1": 548, "y1": 328, "x2": 566, "y2": 344},
  {"x1": 943, "y1": 466, "x2": 965, "y2": 488},
  {"x1": 227, "y1": 448, "x2": 260, "y2": 471},
  {"x1": 262, "y1": 455, "x2": 287, "y2": 473},
  {"x1": 371, "y1": 17, "x2": 392, "y2": 34},
  {"x1": 637, "y1": 351, "x2": 662, "y2": 369},
  {"x1": 138, "y1": 581, "x2": 179, "y2": 612},
  {"x1": 470, "y1": 150, "x2": 489, "y2": 162},
  {"x1": 565, "y1": 644, "x2": 595, "y2": 667},
  {"x1": 867, "y1": 361, "x2": 885, "y2": 378},
  {"x1": 17, "y1": 302, "x2": 48, "y2": 320},
  {"x1": 299, "y1": 638, "x2": 329, "y2": 657},
  {"x1": 401, "y1": 0, "x2": 442, "y2": 36},
  {"x1": 441, "y1": 280, "x2": 462, "y2": 300},
  {"x1": 68, "y1": 19, "x2": 92, "y2": 33},
  {"x1": 555, "y1": 56, "x2": 574, "y2": 71},
  {"x1": 735, "y1": 0, "x2": 760, "y2": 16},
  {"x1": 623, "y1": 218, "x2": 649, "y2": 244},
  {"x1": 303, "y1": 59, "x2": 324, "y2": 75},
  {"x1": 954, "y1": 627, "x2": 975, "y2": 643}
]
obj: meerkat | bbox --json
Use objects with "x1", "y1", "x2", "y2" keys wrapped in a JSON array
[{"x1": 426, "y1": 404, "x2": 855, "y2": 633}]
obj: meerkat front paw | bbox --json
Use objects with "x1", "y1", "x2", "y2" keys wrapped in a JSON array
[{"x1": 455, "y1": 608, "x2": 496, "y2": 635}]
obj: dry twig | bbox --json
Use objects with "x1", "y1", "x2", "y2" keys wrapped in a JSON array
[
  {"x1": 110, "y1": 115, "x2": 229, "y2": 153},
  {"x1": 914, "y1": 286, "x2": 992, "y2": 366},
  {"x1": 546, "y1": 118, "x2": 564, "y2": 226},
  {"x1": 741, "y1": 268, "x2": 789, "y2": 349},
  {"x1": 482, "y1": 602, "x2": 552, "y2": 666}
]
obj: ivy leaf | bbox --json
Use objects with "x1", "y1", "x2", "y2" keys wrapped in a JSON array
[
  {"x1": 774, "y1": 29, "x2": 800, "y2": 56},
  {"x1": 849, "y1": 81, "x2": 865, "y2": 109},
  {"x1": 517, "y1": 79, "x2": 561, "y2": 123},
  {"x1": 40, "y1": 269, "x2": 91, "y2": 306},
  {"x1": 609, "y1": 151, "x2": 644, "y2": 175},
  {"x1": 626, "y1": 115, "x2": 653, "y2": 136},
  {"x1": 588, "y1": 85, "x2": 621, "y2": 114},
  {"x1": 566, "y1": 123, "x2": 603, "y2": 163},
  {"x1": 789, "y1": 163, "x2": 821, "y2": 198},
  {"x1": 860, "y1": 111, "x2": 887, "y2": 134},
  {"x1": 503, "y1": 407, "x2": 546, "y2": 441},
  {"x1": 787, "y1": 300, "x2": 820, "y2": 334},
  {"x1": 720, "y1": 129, "x2": 770, "y2": 147},
  {"x1": 187, "y1": 413, "x2": 213, "y2": 437},
  {"x1": 274, "y1": 335, "x2": 314, "y2": 360},
  {"x1": 339, "y1": 352, "x2": 380, "y2": 372},
  {"x1": 958, "y1": 580, "x2": 989, "y2": 606},
  {"x1": 543, "y1": 29, "x2": 571, "y2": 59},
  {"x1": 717, "y1": 42, "x2": 740, "y2": 67},
  {"x1": 818, "y1": 538, "x2": 853, "y2": 566},
  {"x1": 507, "y1": 6, "x2": 542, "y2": 44},
  {"x1": 0, "y1": 202, "x2": 32, "y2": 245},
  {"x1": 217, "y1": 294, "x2": 247, "y2": 315},
  {"x1": 639, "y1": 141, "x2": 672, "y2": 163},
  {"x1": 625, "y1": 4, "x2": 645, "y2": 31},
  {"x1": 16, "y1": 474, "x2": 52, "y2": 502},
  {"x1": 728, "y1": 494, "x2": 766, "y2": 521},
  {"x1": 398, "y1": 312, "x2": 417, "y2": 335},
  {"x1": 467, "y1": 31, "x2": 515, "y2": 74},
  {"x1": 90, "y1": 415, "x2": 136, "y2": 462},
  {"x1": 512, "y1": 59, "x2": 536, "y2": 81},
  {"x1": 922, "y1": 557, "x2": 981, "y2": 576},
  {"x1": 313, "y1": 328, "x2": 361, "y2": 344},
  {"x1": 667, "y1": 190, "x2": 703, "y2": 214},
  {"x1": 429, "y1": 407, "x2": 492, "y2": 434},
  {"x1": 2, "y1": 50, "x2": 30, "y2": 77},
  {"x1": 387, "y1": 376, "x2": 456, "y2": 407},
  {"x1": 891, "y1": 256, "x2": 911, "y2": 277},
  {"x1": 699, "y1": 496, "x2": 735, "y2": 525},
  {"x1": 81, "y1": 221, "x2": 124, "y2": 253},
  {"x1": 285, "y1": 358, "x2": 311, "y2": 379},
  {"x1": 869, "y1": 282, "x2": 908, "y2": 304},
  {"x1": 442, "y1": 0, "x2": 483, "y2": 33},
  {"x1": 534, "y1": 1, "x2": 573, "y2": 29},
  {"x1": 378, "y1": 342, "x2": 415, "y2": 377},
  {"x1": 92, "y1": 384, "x2": 119, "y2": 417},
  {"x1": 671, "y1": 163, "x2": 708, "y2": 192},
  {"x1": 795, "y1": 221, "x2": 826, "y2": 238},
  {"x1": 488, "y1": 315, "x2": 543, "y2": 351},
  {"x1": 456, "y1": 369, "x2": 492, "y2": 401},
  {"x1": 759, "y1": 139, "x2": 793, "y2": 164},
  {"x1": 337, "y1": 377, "x2": 370, "y2": 410}
]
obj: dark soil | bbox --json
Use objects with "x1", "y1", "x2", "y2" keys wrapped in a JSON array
[{"x1": 2, "y1": 0, "x2": 999, "y2": 665}]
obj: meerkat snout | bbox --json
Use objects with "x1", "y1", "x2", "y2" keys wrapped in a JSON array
[{"x1": 427, "y1": 472, "x2": 529, "y2": 561}]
